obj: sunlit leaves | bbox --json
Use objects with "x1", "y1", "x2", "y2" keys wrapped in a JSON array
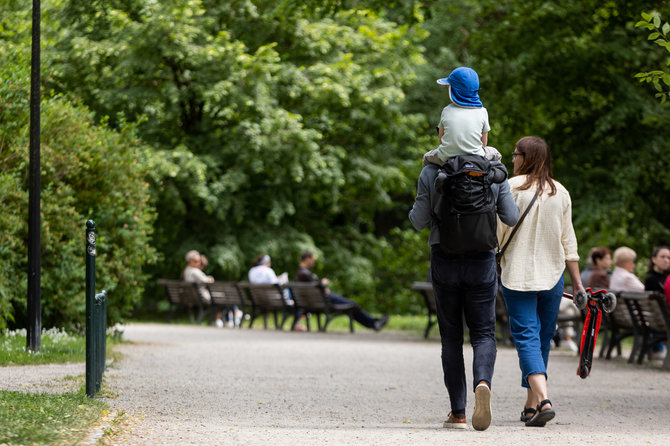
[{"x1": 636, "y1": 11, "x2": 670, "y2": 104}]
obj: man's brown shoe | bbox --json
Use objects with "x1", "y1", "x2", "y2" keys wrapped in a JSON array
[{"x1": 443, "y1": 412, "x2": 467, "y2": 429}]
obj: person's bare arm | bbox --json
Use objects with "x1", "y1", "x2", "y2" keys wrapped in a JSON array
[
  {"x1": 481, "y1": 131, "x2": 488, "y2": 148},
  {"x1": 438, "y1": 127, "x2": 444, "y2": 144},
  {"x1": 566, "y1": 260, "x2": 584, "y2": 291}
]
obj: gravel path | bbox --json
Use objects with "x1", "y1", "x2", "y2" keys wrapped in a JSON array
[
  {"x1": 3, "y1": 323, "x2": 670, "y2": 445},
  {"x1": 104, "y1": 323, "x2": 670, "y2": 445}
]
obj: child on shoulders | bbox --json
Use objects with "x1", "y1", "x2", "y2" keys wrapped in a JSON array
[{"x1": 423, "y1": 66, "x2": 501, "y2": 166}]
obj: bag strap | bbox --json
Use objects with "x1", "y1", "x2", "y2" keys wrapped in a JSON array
[{"x1": 497, "y1": 187, "x2": 541, "y2": 259}]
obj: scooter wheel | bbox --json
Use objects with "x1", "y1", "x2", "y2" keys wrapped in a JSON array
[
  {"x1": 601, "y1": 292, "x2": 617, "y2": 313},
  {"x1": 579, "y1": 364, "x2": 590, "y2": 379},
  {"x1": 574, "y1": 289, "x2": 588, "y2": 310}
]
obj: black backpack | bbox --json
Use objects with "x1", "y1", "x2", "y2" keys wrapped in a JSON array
[{"x1": 433, "y1": 155, "x2": 508, "y2": 255}]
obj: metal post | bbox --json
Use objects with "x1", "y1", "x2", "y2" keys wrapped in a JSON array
[
  {"x1": 85, "y1": 220, "x2": 97, "y2": 397},
  {"x1": 95, "y1": 290, "x2": 107, "y2": 392},
  {"x1": 27, "y1": 0, "x2": 41, "y2": 352},
  {"x1": 95, "y1": 293, "x2": 101, "y2": 392},
  {"x1": 102, "y1": 294, "x2": 107, "y2": 376}
]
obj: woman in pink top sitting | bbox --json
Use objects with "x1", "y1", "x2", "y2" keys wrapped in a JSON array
[{"x1": 609, "y1": 247, "x2": 644, "y2": 291}]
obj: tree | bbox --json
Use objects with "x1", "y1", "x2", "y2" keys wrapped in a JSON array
[
  {"x1": 635, "y1": 11, "x2": 670, "y2": 104},
  {"x1": 0, "y1": 43, "x2": 157, "y2": 330},
  {"x1": 417, "y1": 0, "x2": 670, "y2": 260},
  {"x1": 46, "y1": 0, "x2": 430, "y2": 312}
]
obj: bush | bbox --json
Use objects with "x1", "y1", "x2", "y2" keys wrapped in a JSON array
[{"x1": 0, "y1": 45, "x2": 157, "y2": 331}]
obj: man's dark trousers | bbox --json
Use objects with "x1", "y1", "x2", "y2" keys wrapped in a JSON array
[
  {"x1": 430, "y1": 246, "x2": 497, "y2": 415},
  {"x1": 328, "y1": 292, "x2": 377, "y2": 329}
]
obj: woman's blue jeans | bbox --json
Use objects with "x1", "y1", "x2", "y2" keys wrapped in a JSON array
[
  {"x1": 430, "y1": 246, "x2": 497, "y2": 415},
  {"x1": 502, "y1": 275, "x2": 564, "y2": 388}
]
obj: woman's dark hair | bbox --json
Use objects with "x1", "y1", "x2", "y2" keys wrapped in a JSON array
[
  {"x1": 514, "y1": 136, "x2": 557, "y2": 196},
  {"x1": 590, "y1": 246, "x2": 611, "y2": 266},
  {"x1": 648, "y1": 245, "x2": 670, "y2": 272}
]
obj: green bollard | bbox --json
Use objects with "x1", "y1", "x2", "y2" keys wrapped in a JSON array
[
  {"x1": 85, "y1": 220, "x2": 97, "y2": 398},
  {"x1": 86, "y1": 220, "x2": 108, "y2": 398}
]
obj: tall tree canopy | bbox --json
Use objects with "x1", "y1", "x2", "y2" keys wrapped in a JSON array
[
  {"x1": 418, "y1": 0, "x2": 670, "y2": 253},
  {"x1": 47, "y1": 0, "x2": 431, "y2": 312},
  {"x1": 2, "y1": 0, "x2": 670, "y2": 327}
]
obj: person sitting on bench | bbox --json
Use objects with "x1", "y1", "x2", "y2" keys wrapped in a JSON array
[{"x1": 294, "y1": 251, "x2": 389, "y2": 331}]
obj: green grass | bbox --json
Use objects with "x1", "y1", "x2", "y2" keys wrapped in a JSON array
[
  {"x1": 135, "y1": 299, "x2": 435, "y2": 333},
  {"x1": 0, "y1": 328, "x2": 122, "y2": 366},
  {"x1": 0, "y1": 389, "x2": 106, "y2": 445},
  {"x1": 144, "y1": 308, "x2": 435, "y2": 336},
  {"x1": 0, "y1": 329, "x2": 86, "y2": 366},
  {"x1": 0, "y1": 329, "x2": 122, "y2": 445},
  {"x1": 314, "y1": 313, "x2": 431, "y2": 334}
]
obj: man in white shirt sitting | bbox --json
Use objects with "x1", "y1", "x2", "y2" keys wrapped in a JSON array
[
  {"x1": 249, "y1": 254, "x2": 305, "y2": 331},
  {"x1": 248, "y1": 254, "x2": 288, "y2": 286}
]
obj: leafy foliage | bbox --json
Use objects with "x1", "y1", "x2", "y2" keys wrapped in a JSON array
[
  {"x1": 0, "y1": 45, "x2": 157, "y2": 331},
  {"x1": 46, "y1": 0, "x2": 430, "y2": 312},
  {"x1": 635, "y1": 12, "x2": 670, "y2": 103},
  {"x1": 418, "y1": 0, "x2": 670, "y2": 260},
  {"x1": 3, "y1": 0, "x2": 670, "y2": 325}
]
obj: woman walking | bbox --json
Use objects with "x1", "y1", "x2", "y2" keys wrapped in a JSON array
[{"x1": 497, "y1": 136, "x2": 584, "y2": 427}]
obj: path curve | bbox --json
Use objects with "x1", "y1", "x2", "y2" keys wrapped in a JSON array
[{"x1": 93, "y1": 323, "x2": 670, "y2": 445}]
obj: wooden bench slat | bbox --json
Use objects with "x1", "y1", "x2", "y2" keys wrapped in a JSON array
[
  {"x1": 410, "y1": 281, "x2": 437, "y2": 339},
  {"x1": 600, "y1": 290, "x2": 670, "y2": 369},
  {"x1": 157, "y1": 279, "x2": 209, "y2": 324},
  {"x1": 286, "y1": 282, "x2": 357, "y2": 333},
  {"x1": 236, "y1": 282, "x2": 290, "y2": 330}
]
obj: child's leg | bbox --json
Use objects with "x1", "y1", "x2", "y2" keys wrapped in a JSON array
[
  {"x1": 483, "y1": 146, "x2": 502, "y2": 162},
  {"x1": 423, "y1": 148, "x2": 444, "y2": 167}
]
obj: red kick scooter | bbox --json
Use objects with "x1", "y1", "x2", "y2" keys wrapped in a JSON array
[{"x1": 563, "y1": 288, "x2": 616, "y2": 379}]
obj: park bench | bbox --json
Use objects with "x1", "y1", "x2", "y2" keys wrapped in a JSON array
[
  {"x1": 599, "y1": 291, "x2": 634, "y2": 360},
  {"x1": 410, "y1": 282, "x2": 437, "y2": 339},
  {"x1": 157, "y1": 279, "x2": 210, "y2": 323},
  {"x1": 410, "y1": 281, "x2": 513, "y2": 342},
  {"x1": 495, "y1": 289, "x2": 513, "y2": 346},
  {"x1": 237, "y1": 282, "x2": 291, "y2": 330},
  {"x1": 207, "y1": 281, "x2": 247, "y2": 327},
  {"x1": 286, "y1": 281, "x2": 358, "y2": 333},
  {"x1": 618, "y1": 291, "x2": 670, "y2": 369},
  {"x1": 553, "y1": 286, "x2": 583, "y2": 350}
]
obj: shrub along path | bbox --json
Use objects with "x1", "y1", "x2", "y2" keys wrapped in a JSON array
[{"x1": 94, "y1": 323, "x2": 670, "y2": 445}]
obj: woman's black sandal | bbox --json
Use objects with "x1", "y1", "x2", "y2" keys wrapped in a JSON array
[
  {"x1": 525, "y1": 399, "x2": 555, "y2": 427},
  {"x1": 520, "y1": 407, "x2": 536, "y2": 422}
]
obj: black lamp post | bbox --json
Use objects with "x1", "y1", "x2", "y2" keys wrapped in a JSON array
[{"x1": 27, "y1": 0, "x2": 41, "y2": 351}]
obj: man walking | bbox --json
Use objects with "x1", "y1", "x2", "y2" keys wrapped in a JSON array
[{"x1": 409, "y1": 158, "x2": 518, "y2": 430}]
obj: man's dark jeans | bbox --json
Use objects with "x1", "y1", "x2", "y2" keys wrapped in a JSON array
[{"x1": 430, "y1": 246, "x2": 497, "y2": 415}]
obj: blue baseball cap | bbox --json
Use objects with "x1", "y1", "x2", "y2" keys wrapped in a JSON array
[{"x1": 436, "y1": 67, "x2": 482, "y2": 107}]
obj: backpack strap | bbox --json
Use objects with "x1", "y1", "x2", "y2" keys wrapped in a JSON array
[{"x1": 496, "y1": 187, "x2": 541, "y2": 260}]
